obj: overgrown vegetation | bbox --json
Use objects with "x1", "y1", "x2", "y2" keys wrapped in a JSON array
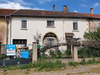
[
  {"x1": 78, "y1": 47, "x2": 100, "y2": 58},
  {"x1": 0, "y1": 54, "x2": 6, "y2": 59},
  {"x1": 68, "y1": 58, "x2": 100, "y2": 67},
  {"x1": 2, "y1": 60, "x2": 66, "y2": 72},
  {"x1": 84, "y1": 27, "x2": 100, "y2": 49}
]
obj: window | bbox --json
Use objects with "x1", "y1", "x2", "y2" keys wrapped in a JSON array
[
  {"x1": 21, "y1": 20, "x2": 27, "y2": 29},
  {"x1": 13, "y1": 39, "x2": 27, "y2": 44},
  {"x1": 73, "y1": 19, "x2": 78, "y2": 30},
  {"x1": 47, "y1": 19, "x2": 54, "y2": 27},
  {"x1": 46, "y1": 37, "x2": 54, "y2": 45}
]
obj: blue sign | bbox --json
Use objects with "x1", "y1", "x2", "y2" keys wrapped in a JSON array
[
  {"x1": 6, "y1": 44, "x2": 16, "y2": 56},
  {"x1": 22, "y1": 51, "x2": 29, "y2": 58}
]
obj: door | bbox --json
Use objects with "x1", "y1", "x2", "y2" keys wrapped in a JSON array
[{"x1": 66, "y1": 36, "x2": 73, "y2": 50}]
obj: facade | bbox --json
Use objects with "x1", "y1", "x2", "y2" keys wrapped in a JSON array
[{"x1": 0, "y1": 6, "x2": 100, "y2": 52}]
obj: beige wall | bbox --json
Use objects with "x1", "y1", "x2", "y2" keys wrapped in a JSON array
[
  {"x1": 0, "y1": 18, "x2": 6, "y2": 44},
  {"x1": 9, "y1": 17, "x2": 88, "y2": 46}
]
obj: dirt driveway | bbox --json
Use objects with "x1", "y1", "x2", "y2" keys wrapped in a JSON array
[{"x1": 1, "y1": 64, "x2": 100, "y2": 75}]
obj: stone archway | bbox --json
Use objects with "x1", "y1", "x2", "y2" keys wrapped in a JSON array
[{"x1": 43, "y1": 32, "x2": 58, "y2": 46}]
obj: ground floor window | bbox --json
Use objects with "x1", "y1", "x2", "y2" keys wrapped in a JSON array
[
  {"x1": 46, "y1": 37, "x2": 54, "y2": 45},
  {"x1": 43, "y1": 32, "x2": 58, "y2": 46},
  {"x1": 13, "y1": 39, "x2": 27, "y2": 44}
]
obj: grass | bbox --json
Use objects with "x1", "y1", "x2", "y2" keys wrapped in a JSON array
[
  {"x1": 2, "y1": 60, "x2": 66, "y2": 72},
  {"x1": 68, "y1": 58, "x2": 100, "y2": 67}
]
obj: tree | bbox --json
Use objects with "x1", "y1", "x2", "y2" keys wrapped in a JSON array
[{"x1": 84, "y1": 27, "x2": 100, "y2": 49}]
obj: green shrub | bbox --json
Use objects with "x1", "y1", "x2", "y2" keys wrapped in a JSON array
[
  {"x1": 50, "y1": 51, "x2": 56, "y2": 57},
  {"x1": 65, "y1": 50, "x2": 71, "y2": 57},
  {"x1": 78, "y1": 47, "x2": 100, "y2": 58},
  {"x1": 3, "y1": 60, "x2": 66, "y2": 72},
  {"x1": 80, "y1": 59, "x2": 86, "y2": 65},
  {"x1": 57, "y1": 50, "x2": 62, "y2": 58},
  {"x1": 0, "y1": 54, "x2": 6, "y2": 59},
  {"x1": 68, "y1": 61, "x2": 79, "y2": 67},
  {"x1": 87, "y1": 58, "x2": 97, "y2": 64}
]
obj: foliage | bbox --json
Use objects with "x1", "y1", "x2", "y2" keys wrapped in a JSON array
[
  {"x1": 84, "y1": 27, "x2": 100, "y2": 49},
  {"x1": 68, "y1": 58, "x2": 100, "y2": 67},
  {"x1": 84, "y1": 27, "x2": 100, "y2": 40},
  {"x1": 57, "y1": 50, "x2": 62, "y2": 58},
  {"x1": 0, "y1": 54, "x2": 6, "y2": 59},
  {"x1": 64, "y1": 50, "x2": 71, "y2": 57},
  {"x1": 68, "y1": 61, "x2": 79, "y2": 67},
  {"x1": 78, "y1": 47, "x2": 100, "y2": 58},
  {"x1": 2, "y1": 60, "x2": 66, "y2": 72},
  {"x1": 50, "y1": 51, "x2": 56, "y2": 57}
]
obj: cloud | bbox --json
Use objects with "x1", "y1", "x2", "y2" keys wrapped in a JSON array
[
  {"x1": 0, "y1": 2, "x2": 31, "y2": 9},
  {"x1": 80, "y1": 4, "x2": 88, "y2": 7},
  {"x1": 94, "y1": 2, "x2": 99, "y2": 8},
  {"x1": 74, "y1": 10, "x2": 78, "y2": 12},
  {"x1": 38, "y1": 0, "x2": 56, "y2": 4},
  {"x1": 33, "y1": 7, "x2": 45, "y2": 10},
  {"x1": 14, "y1": 0, "x2": 32, "y2": 5},
  {"x1": 0, "y1": 2, "x2": 45, "y2": 10}
]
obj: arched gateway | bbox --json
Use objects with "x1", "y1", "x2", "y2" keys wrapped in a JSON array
[{"x1": 43, "y1": 32, "x2": 58, "y2": 46}]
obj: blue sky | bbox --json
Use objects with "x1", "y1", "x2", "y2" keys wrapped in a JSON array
[{"x1": 0, "y1": 0, "x2": 100, "y2": 14}]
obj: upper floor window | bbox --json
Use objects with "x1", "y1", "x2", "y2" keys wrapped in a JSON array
[
  {"x1": 47, "y1": 19, "x2": 54, "y2": 27},
  {"x1": 73, "y1": 19, "x2": 78, "y2": 30},
  {"x1": 21, "y1": 20, "x2": 27, "y2": 29}
]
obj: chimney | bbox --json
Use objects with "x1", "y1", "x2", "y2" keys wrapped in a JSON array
[
  {"x1": 53, "y1": 5, "x2": 55, "y2": 12},
  {"x1": 90, "y1": 8, "x2": 93, "y2": 14},
  {"x1": 63, "y1": 5, "x2": 67, "y2": 12}
]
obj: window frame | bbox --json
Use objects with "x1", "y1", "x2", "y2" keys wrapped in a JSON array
[
  {"x1": 21, "y1": 18, "x2": 27, "y2": 29},
  {"x1": 73, "y1": 19, "x2": 78, "y2": 31},
  {"x1": 47, "y1": 19, "x2": 55, "y2": 27},
  {"x1": 46, "y1": 37, "x2": 54, "y2": 45}
]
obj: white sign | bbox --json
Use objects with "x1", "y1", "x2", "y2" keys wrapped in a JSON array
[{"x1": 6, "y1": 44, "x2": 16, "y2": 56}]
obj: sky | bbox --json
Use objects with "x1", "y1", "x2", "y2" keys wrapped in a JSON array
[{"x1": 0, "y1": 0, "x2": 100, "y2": 14}]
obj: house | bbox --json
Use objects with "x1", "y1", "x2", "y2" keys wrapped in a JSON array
[
  {"x1": 0, "y1": 9, "x2": 16, "y2": 54},
  {"x1": 0, "y1": 6, "x2": 100, "y2": 53},
  {"x1": 7, "y1": 6, "x2": 100, "y2": 51}
]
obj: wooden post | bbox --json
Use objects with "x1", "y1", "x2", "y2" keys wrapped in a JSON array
[
  {"x1": 32, "y1": 42, "x2": 37, "y2": 62},
  {"x1": 73, "y1": 46, "x2": 78, "y2": 62}
]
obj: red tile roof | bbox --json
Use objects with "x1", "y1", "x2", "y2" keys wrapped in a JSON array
[
  {"x1": 0, "y1": 9, "x2": 16, "y2": 16},
  {"x1": 81, "y1": 13, "x2": 100, "y2": 18},
  {"x1": 12, "y1": 9, "x2": 88, "y2": 18}
]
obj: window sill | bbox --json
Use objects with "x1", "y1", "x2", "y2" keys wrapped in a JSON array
[
  {"x1": 21, "y1": 28, "x2": 28, "y2": 30},
  {"x1": 72, "y1": 30, "x2": 79, "y2": 32},
  {"x1": 46, "y1": 26, "x2": 55, "y2": 28}
]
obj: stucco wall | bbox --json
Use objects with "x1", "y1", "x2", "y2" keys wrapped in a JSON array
[
  {"x1": 9, "y1": 17, "x2": 88, "y2": 46},
  {"x1": 0, "y1": 18, "x2": 6, "y2": 44}
]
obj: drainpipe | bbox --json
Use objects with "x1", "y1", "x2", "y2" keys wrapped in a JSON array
[
  {"x1": 5, "y1": 15, "x2": 9, "y2": 45},
  {"x1": 9, "y1": 15, "x2": 12, "y2": 44}
]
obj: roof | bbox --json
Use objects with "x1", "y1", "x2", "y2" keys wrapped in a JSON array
[
  {"x1": 0, "y1": 9, "x2": 16, "y2": 16},
  {"x1": 11, "y1": 9, "x2": 89, "y2": 18},
  {"x1": 65, "y1": 33, "x2": 74, "y2": 36},
  {"x1": 81, "y1": 13, "x2": 100, "y2": 18},
  {"x1": 0, "y1": 9, "x2": 100, "y2": 19}
]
